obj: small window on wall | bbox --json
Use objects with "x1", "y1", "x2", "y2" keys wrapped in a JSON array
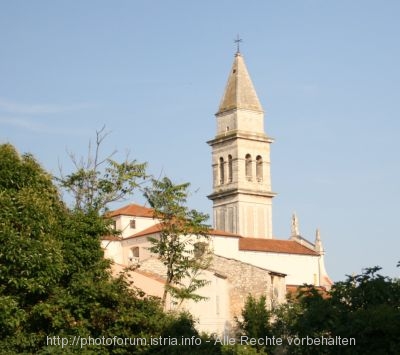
[
  {"x1": 256, "y1": 155, "x2": 263, "y2": 182},
  {"x1": 193, "y1": 242, "x2": 207, "y2": 258},
  {"x1": 112, "y1": 220, "x2": 117, "y2": 230},
  {"x1": 131, "y1": 247, "x2": 139, "y2": 258},
  {"x1": 130, "y1": 219, "x2": 136, "y2": 229},
  {"x1": 245, "y1": 154, "x2": 252, "y2": 181}
]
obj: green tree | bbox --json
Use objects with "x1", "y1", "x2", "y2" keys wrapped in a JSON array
[
  {"x1": 58, "y1": 126, "x2": 147, "y2": 215},
  {"x1": 146, "y1": 312, "x2": 222, "y2": 355},
  {"x1": 144, "y1": 177, "x2": 210, "y2": 308},
  {"x1": 221, "y1": 344, "x2": 268, "y2": 355},
  {"x1": 327, "y1": 267, "x2": 400, "y2": 355},
  {"x1": 237, "y1": 295, "x2": 271, "y2": 353},
  {"x1": 271, "y1": 267, "x2": 400, "y2": 355},
  {"x1": 0, "y1": 144, "x2": 172, "y2": 354},
  {"x1": 0, "y1": 144, "x2": 65, "y2": 345}
]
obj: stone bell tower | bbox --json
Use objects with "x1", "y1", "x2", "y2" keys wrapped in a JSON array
[{"x1": 207, "y1": 50, "x2": 276, "y2": 238}]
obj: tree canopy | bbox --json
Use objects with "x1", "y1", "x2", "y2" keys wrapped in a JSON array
[
  {"x1": 0, "y1": 144, "x2": 186, "y2": 354},
  {"x1": 270, "y1": 267, "x2": 400, "y2": 355}
]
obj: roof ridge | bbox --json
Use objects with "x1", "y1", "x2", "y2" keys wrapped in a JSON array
[{"x1": 108, "y1": 203, "x2": 154, "y2": 218}]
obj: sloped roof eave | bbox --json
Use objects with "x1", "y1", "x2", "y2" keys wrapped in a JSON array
[
  {"x1": 107, "y1": 204, "x2": 154, "y2": 218},
  {"x1": 239, "y1": 238, "x2": 318, "y2": 256}
]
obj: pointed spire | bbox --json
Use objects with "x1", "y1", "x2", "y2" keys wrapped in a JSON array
[
  {"x1": 217, "y1": 52, "x2": 263, "y2": 115},
  {"x1": 291, "y1": 213, "x2": 300, "y2": 237}
]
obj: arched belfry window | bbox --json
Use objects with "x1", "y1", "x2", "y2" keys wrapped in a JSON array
[
  {"x1": 245, "y1": 154, "x2": 252, "y2": 181},
  {"x1": 256, "y1": 155, "x2": 263, "y2": 182},
  {"x1": 228, "y1": 155, "x2": 233, "y2": 183},
  {"x1": 219, "y1": 157, "x2": 225, "y2": 185}
]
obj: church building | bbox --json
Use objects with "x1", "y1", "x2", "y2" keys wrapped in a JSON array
[{"x1": 102, "y1": 49, "x2": 332, "y2": 335}]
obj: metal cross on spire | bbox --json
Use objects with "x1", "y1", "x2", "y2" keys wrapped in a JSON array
[{"x1": 234, "y1": 34, "x2": 243, "y2": 53}]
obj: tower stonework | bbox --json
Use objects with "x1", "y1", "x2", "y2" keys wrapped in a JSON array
[{"x1": 208, "y1": 52, "x2": 276, "y2": 239}]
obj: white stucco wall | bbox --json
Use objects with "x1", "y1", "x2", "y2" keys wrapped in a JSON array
[
  {"x1": 101, "y1": 240, "x2": 124, "y2": 265},
  {"x1": 236, "y1": 250, "x2": 320, "y2": 286},
  {"x1": 210, "y1": 236, "x2": 241, "y2": 259},
  {"x1": 180, "y1": 271, "x2": 230, "y2": 335},
  {"x1": 113, "y1": 215, "x2": 158, "y2": 238},
  {"x1": 211, "y1": 235, "x2": 321, "y2": 286},
  {"x1": 105, "y1": 231, "x2": 323, "y2": 291},
  {"x1": 120, "y1": 235, "x2": 154, "y2": 265}
]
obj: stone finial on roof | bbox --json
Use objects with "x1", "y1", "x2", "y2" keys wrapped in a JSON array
[
  {"x1": 291, "y1": 213, "x2": 300, "y2": 237},
  {"x1": 314, "y1": 228, "x2": 324, "y2": 254},
  {"x1": 316, "y1": 228, "x2": 321, "y2": 241}
]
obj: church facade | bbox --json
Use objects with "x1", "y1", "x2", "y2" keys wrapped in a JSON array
[{"x1": 102, "y1": 50, "x2": 332, "y2": 335}]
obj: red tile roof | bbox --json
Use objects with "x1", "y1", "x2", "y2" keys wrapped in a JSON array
[
  {"x1": 126, "y1": 223, "x2": 162, "y2": 239},
  {"x1": 111, "y1": 263, "x2": 166, "y2": 283},
  {"x1": 108, "y1": 204, "x2": 154, "y2": 218},
  {"x1": 322, "y1": 275, "x2": 334, "y2": 286},
  {"x1": 129, "y1": 225, "x2": 241, "y2": 239},
  {"x1": 239, "y1": 238, "x2": 318, "y2": 256}
]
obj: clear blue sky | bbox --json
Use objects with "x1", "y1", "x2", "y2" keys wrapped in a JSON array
[{"x1": 1, "y1": 0, "x2": 399, "y2": 281}]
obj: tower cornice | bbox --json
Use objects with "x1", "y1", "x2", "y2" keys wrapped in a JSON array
[
  {"x1": 208, "y1": 188, "x2": 277, "y2": 201},
  {"x1": 207, "y1": 131, "x2": 274, "y2": 146}
]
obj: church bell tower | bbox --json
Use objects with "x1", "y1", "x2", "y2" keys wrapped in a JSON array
[{"x1": 207, "y1": 50, "x2": 276, "y2": 238}]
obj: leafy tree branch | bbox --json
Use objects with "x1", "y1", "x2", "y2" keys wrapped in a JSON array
[
  {"x1": 144, "y1": 177, "x2": 210, "y2": 308},
  {"x1": 58, "y1": 126, "x2": 147, "y2": 215}
]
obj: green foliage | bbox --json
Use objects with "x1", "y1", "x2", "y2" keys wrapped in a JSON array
[
  {"x1": 0, "y1": 143, "x2": 194, "y2": 354},
  {"x1": 0, "y1": 144, "x2": 65, "y2": 308},
  {"x1": 144, "y1": 177, "x2": 210, "y2": 307},
  {"x1": 58, "y1": 127, "x2": 146, "y2": 214},
  {"x1": 271, "y1": 267, "x2": 400, "y2": 355},
  {"x1": 326, "y1": 267, "x2": 400, "y2": 354},
  {"x1": 237, "y1": 295, "x2": 272, "y2": 353},
  {"x1": 270, "y1": 294, "x2": 303, "y2": 346},
  {"x1": 221, "y1": 344, "x2": 268, "y2": 354},
  {"x1": 146, "y1": 312, "x2": 222, "y2": 355}
]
